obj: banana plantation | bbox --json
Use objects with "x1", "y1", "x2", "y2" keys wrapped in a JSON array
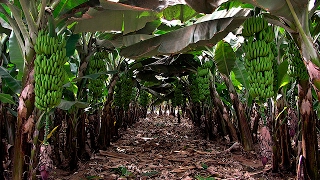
[{"x1": 1, "y1": 0, "x2": 320, "y2": 179}]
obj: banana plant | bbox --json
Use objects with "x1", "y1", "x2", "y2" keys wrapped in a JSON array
[
  {"x1": 0, "y1": 0, "x2": 102, "y2": 179},
  {"x1": 205, "y1": 40, "x2": 254, "y2": 151}
]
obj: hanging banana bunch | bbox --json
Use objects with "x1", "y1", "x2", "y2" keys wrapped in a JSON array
[
  {"x1": 88, "y1": 51, "x2": 108, "y2": 103},
  {"x1": 287, "y1": 43, "x2": 309, "y2": 81},
  {"x1": 34, "y1": 30, "x2": 67, "y2": 111},
  {"x1": 242, "y1": 15, "x2": 275, "y2": 100},
  {"x1": 113, "y1": 72, "x2": 133, "y2": 110},
  {"x1": 189, "y1": 74, "x2": 200, "y2": 103},
  {"x1": 197, "y1": 61, "x2": 212, "y2": 102}
]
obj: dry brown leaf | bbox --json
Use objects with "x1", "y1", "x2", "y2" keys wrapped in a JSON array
[{"x1": 23, "y1": 115, "x2": 35, "y2": 142}]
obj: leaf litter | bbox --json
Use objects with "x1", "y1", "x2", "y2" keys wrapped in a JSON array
[{"x1": 52, "y1": 114, "x2": 295, "y2": 180}]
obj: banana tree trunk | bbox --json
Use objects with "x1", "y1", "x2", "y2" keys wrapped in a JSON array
[
  {"x1": 13, "y1": 62, "x2": 36, "y2": 180},
  {"x1": 177, "y1": 106, "x2": 181, "y2": 123},
  {"x1": 99, "y1": 75, "x2": 119, "y2": 150},
  {"x1": 276, "y1": 96, "x2": 291, "y2": 170},
  {"x1": 66, "y1": 113, "x2": 78, "y2": 171},
  {"x1": 210, "y1": 81, "x2": 238, "y2": 142},
  {"x1": 77, "y1": 111, "x2": 88, "y2": 160},
  {"x1": 223, "y1": 75, "x2": 253, "y2": 151},
  {"x1": 298, "y1": 79, "x2": 318, "y2": 179}
]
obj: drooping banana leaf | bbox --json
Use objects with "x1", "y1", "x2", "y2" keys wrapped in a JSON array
[{"x1": 120, "y1": 8, "x2": 250, "y2": 59}]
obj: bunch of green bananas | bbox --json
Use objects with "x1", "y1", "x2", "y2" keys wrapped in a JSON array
[
  {"x1": 113, "y1": 72, "x2": 133, "y2": 110},
  {"x1": 242, "y1": 16, "x2": 275, "y2": 100},
  {"x1": 87, "y1": 52, "x2": 108, "y2": 102},
  {"x1": 34, "y1": 30, "x2": 67, "y2": 111},
  {"x1": 242, "y1": 16, "x2": 268, "y2": 37},
  {"x1": 287, "y1": 47, "x2": 309, "y2": 81},
  {"x1": 189, "y1": 74, "x2": 200, "y2": 103},
  {"x1": 197, "y1": 65, "x2": 210, "y2": 102}
]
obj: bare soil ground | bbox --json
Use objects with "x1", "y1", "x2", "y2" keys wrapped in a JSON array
[{"x1": 51, "y1": 114, "x2": 295, "y2": 180}]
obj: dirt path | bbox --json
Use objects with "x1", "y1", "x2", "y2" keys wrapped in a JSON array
[{"x1": 52, "y1": 114, "x2": 294, "y2": 180}]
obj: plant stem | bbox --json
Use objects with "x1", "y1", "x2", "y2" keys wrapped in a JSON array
[
  {"x1": 43, "y1": 113, "x2": 50, "y2": 144},
  {"x1": 37, "y1": 0, "x2": 47, "y2": 28},
  {"x1": 20, "y1": 0, "x2": 37, "y2": 40}
]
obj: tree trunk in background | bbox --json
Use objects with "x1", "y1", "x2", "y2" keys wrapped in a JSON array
[
  {"x1": 66, "y1": 113, "x2": 78, "y2": 171},
  {"x1": 298, "y1": 80, "x2": 318, "y2": 179},
  {"x1": 4, "y1": 108, "x2": 15, "y2": 146},
  {"x1": 52, "y1": 109, "x2": 63, "y2": 166},
  {"x1": 177, "y1": 106, "x2": 181, "y2": 123},
  {"x1": 223, "y1": 76, "x2": 253, "y2": 151},
  {"x1": 210, "y1": 84, "x2": 238, "y2": 142},
  {"x1": 77, "y1": 111, "x2": 89, "y2": 160},
  {"x1": 99, "y1": 75, "x2": 118, "y2": 150},
  {"x1": 276, "y1": 96, "x2": 291, "y2": 170},
  {"x1": 159, "y1": 105, "x2": 162, "y2": 115},
  {"x1": 13, "y1": 65, "x2": 35, "y2": 180}
]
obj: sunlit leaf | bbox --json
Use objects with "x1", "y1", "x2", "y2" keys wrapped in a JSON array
[
  {"x1": 53, "y1": 0, "x2": 88, "y2": 18},
  {"x1": 163, "y1": 4, "x2": 197, "y2": 22},
  {"x1": 46, "y1": 125, "x2": 60, "y2": 140},
  {"x1": 277, "y1": 59, "x2": 290, "y2": 90},
  {"x1": 9, "y1": 31, "x2": 24, "y2": 80}
]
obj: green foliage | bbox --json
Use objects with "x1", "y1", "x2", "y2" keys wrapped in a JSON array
[
  {"x1": 0, "y1": 93, "x2": 16, "y2": 105},
  {"x1": 110, "y1": 166, "x2": 134, "y2": 178},
  {"x1": 213, "y1": 41, "x2": 236, "y2": 76},
  {"x1": 163, "y1": 4, "x2": 197, "y2": 22},
  {"x1": 8, "y1": 31, "x2": 23, "y2": 80},
  {"x1": 0, "y1": 66, "x2": 21, "y2": 94}
]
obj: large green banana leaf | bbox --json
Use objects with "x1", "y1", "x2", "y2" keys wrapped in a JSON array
[
  {"x1": 120, "y1": 8, "x2": 250, "y2": 59},
  {"x1": 214, "y1": 40, "x2": 236, "y2": 76}
]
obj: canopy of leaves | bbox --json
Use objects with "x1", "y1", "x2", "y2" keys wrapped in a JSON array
[{"x1": 70, "y1": 1, "x2": 159, "y2": 34}]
